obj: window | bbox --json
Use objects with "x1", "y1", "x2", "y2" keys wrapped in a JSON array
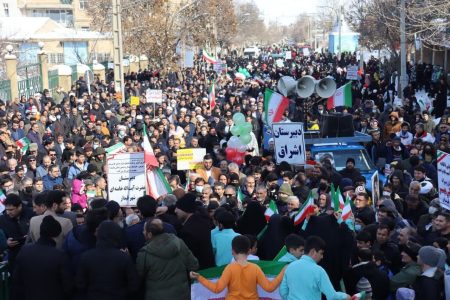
[
  {"x1": 30, "y1": 9, "x2": 73, "y2": 27},
  {"x1": 48, "y1": 53, "x2": 64, "y2": 64},
  {"x1": 79, "y1": 0, "x2": 88, "y2": 10},
  {"x1": 3, "y1": 3, "x2": 9, "y2": 17}
]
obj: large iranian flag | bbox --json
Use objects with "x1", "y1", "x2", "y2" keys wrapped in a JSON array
[
  {"x1": 142, "y1": 124, "x2": 158, "y2": 168},
  {"x1": 191, "y1": 260, "x2": 286, "y2": 300},
  {"x1": 264, "y1": 89, "x2": 290, "y2": 127},
  {"x1": 202, "y1": 49, "x2": 217, "y2": 64},
  {"x1": 146, "y1": 167, "x2": 172, "y2": 199},
  {"x1": 327, "y1": 82, "x2": 352, "y2": 109}
]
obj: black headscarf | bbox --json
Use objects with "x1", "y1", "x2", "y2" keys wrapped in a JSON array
[{"x1": 236, "y1": 201, "x2": 266, "y2": 236}]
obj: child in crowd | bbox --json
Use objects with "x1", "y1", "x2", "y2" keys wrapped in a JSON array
[
  {"x1": 278, "y1": 234, "x2": 305, "y2": 263},
  {"x1": 245, "y1": 234, "x2": 260, "y2": 261},
  {"x1": 190, "y1": 235, "x2": 285, "y2": 300}
]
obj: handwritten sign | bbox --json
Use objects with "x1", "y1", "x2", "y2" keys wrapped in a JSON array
[
  {"x1": 346, "y1": 65, "x2": 358, "y2": 80},
  {"x1": 107, "y1": 152, "x2": 146, "y2": 207},
  {"x1": 285, "y1": 51, "x2": 292, "y2": 60},
  {"x1": 438, "y1": 150, "x2": 450, "y2": 210},
  {"x1": 146, "y1": 89, "x2": 163, "y2": 103},
  {"x1": 272, "y1": 123, "x2": 306, "y2": 165},
  {"x1": 177, "y1": 148, "x2": 206, "y2": 170}
]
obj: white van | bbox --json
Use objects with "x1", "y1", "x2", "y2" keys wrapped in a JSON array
[{"x1": 243, "y1": 47, "x2": 260, "y2": 58}]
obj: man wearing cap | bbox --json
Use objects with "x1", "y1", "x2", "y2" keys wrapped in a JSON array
[
  {"x1": 413, "y1": 246, "x2": 444, "y2": 299},
  {"x1": 339, "y1": 158, "x2": 362, "y2": 183},
  {"x1": 175, "y1": 193, "x2": 214, "y2": 269},
  {"x1": 390, "y1": 242, "x2": 422, "y2": 292},
  {"x1": 89, "y1": 147, "x2": 106, "y2": 174},
  {"x1": 12, "y1": 215, "x2": 72, "y2": 300}
]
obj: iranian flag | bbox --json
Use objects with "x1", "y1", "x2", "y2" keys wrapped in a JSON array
[
  {"x1": 142, "y1": 124, "x2": 158, "y2": 168},
  {"x1": 191, "y1": 260, "x2": 286, "y2": 300},
  {"x1": 264, "y1": 89, "x2": 290, "y2": 127},
  {"x1": 16, "y1": 137, "x2": 30, "y2": 155},
  {"x1": 146, "y1": 168, "x2": 172, "y2": 199},
  {"x1": 351, "y1": 291, "x2": 366, "y2": 300},
  {"x1": 327, "y1": 82, "x2": 352, "y2": 110},
  {"x1": 237, "y1": 187, "x2": 245, "y2": 203},
  {"x1": 202, "y1": 49, "x2": 217, "y2": 64},
  {"x1": 341, "y1": 194, "x2": 354, "y2": 222},
  {"x1": 0, "y1": 189, "x2": 5, "y2": 214},
  {"x1": 264, "y1": 200, "x2": 278, "y2": 222},
  {"x1": 209, "y1": 81, "x2": 216, "y2": 110},
  {"x1": 294, "y1": 192, "x2": 316, "y2": 226},
  {"x1": 331, "y1": 184, "x2": 345, "y2": 211},
  {"x1": 106, "y1": 142, "x2": 127, "y2": 157}
]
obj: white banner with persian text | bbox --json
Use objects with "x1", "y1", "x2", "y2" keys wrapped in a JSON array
[
  {"x1": 272, "y1": 122, "x2": 306, "y2": 165},
  {"x1": 107, "y1": 152, "x2": 146, "y2": 207},
  {"x1": 438, "y1": 151, "x2": 450, "y2": 210}
]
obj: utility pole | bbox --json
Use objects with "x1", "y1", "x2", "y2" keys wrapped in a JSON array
[
  {"x1": 338, "y1": 5, "x2": 342, "y2": 57},
  {"x1": 399, "y1": 0, "x2": 407, "y2": 100},
  {"x1": 112, "y1": 0, "x2": 125, "y2": 102}
]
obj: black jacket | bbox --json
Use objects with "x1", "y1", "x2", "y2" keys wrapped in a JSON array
[
  {"x1": 13, "y1": 237, "x2": 73, "y2": 300},
  {"x1": 0, "y1": 207, "x2": 34, "y2": 265},
  {"x1": 178, "y1": 212, "x2": 215, "y2": 269},
  {"x1": 413, "y1": 273, "x2": 444, "y2": 300},
  {"x1": 76, "y1": 222, "x2": 139, "y2": 300},
  {"x1": 344, "y1": 261, "x2": 390, "y2": 300}
]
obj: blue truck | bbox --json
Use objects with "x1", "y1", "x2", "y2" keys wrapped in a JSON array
[{"x1": 305, "y1": 131, "x2": 386, "y2": 191}]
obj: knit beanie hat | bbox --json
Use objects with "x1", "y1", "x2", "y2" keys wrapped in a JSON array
[
  {"x1": 176, "y1": 193, "x2": 197, "y2": 213},
  {"x1": 278, "y1": 183, "x2": 294, "y2": 196},
  {"x1": 346, "y1": 158, "x2": 356, "y2": 165},
  {"x1": 402, "y1": 242, "x2": 420, "y2": 262},
  {"x1": 40, "y1": 215, "x2": 62, "y2": 238},
  {"x1": 418, "y1": 246, "x2": 440, "y2": 267}
]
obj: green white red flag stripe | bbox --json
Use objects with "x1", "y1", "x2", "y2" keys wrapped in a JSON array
[
  {"x1": 351, "y1": 291, "x2": 366, "y2": 300},
  {"x1": 437, "y1": 150, "x2": 448, "y2": 163},
  {"x1": 341, "y1": 194, "x2": 353, "y2": 222},
  {"x1": 294, "y1": 192, "x2": 315, "y2": 226},
  {"x1": 264, "y1": 89, "x2": 290, "y2": 127},
  {"x1": 202, "y1": 49, "x2": 217, "y2": 64},
  {"x1": 142, "y1": 124, "x2": 158, "y2": 168},
  {"x1": 209, "y1": 81, "x2": 216, "y2": 110},
  {"x1": 16, "y1": 137, "x2": 30, "y2": 155},
  {"x1": 331, "y1": 184, "x2": 345, "y2": 211},
  {"x1": 191, "y1": 260, "x2": 286, "y2": 300},
  {"x1": 327, "y1": 82, "x2": 352, "y2": 110},
  {"x1": 146, "y1": 167, "x2": 172, "y2": 199},
  {"x1": 264, "y1": 200, "x2": 278, "y2": 222},
  {"x1": 106, "y1": 142, "x2": 127, "y2": 158}
]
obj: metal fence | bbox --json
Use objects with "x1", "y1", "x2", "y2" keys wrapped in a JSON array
[
  {"x1": 0, "y1": 80, "x2": 11, "y2": 102},
  {"x1": 17, "y1": 63, "x2": 43, "y2": 99},
  {"x1": 48, "y1": 69, "x2": 59, "y2": 98}
]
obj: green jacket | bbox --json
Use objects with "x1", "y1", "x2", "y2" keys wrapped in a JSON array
[
  {"x1": 136, "y1": 233, "x2": 199, "y2": 300},
  {"x1": 390, "y1": 261, "x2": 421, "y2": 292}
]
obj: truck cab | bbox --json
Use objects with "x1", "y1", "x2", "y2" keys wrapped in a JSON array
[{"x1": 305, "y1": 131, "x2": 386, "y2": 192}]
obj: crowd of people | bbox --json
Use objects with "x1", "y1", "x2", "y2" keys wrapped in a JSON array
[{"x1": 0, "y1": 46, "x2": 449, "y2": 299}]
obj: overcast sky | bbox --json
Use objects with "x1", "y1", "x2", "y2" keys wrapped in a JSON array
[{"x1": 253, "y1": 0, "x2": 350, "y2": 25}]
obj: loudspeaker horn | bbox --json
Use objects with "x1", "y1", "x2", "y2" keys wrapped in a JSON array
[
  {"x1": 296, "y1": 75, "x2": 316, "y2": 98},
  {"x1": 277, "y1": 76, "x2": 297, "y2": 97},
  {"x1": 315, "y1": 77, "x2": 337, "y2": 99}
]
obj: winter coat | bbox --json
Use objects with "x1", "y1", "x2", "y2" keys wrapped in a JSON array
[
  {"x1": 344, "y1": 261, "x2": 390, "y2": 300},
  {"x1": 71, "y1": 179, "x2": 87, "y2": 209},
  {"x1": 12, "y1": 237, "x2": 73, "y2": 300},
  {"x1": 178, "y1": 212, "x2": 215, "y2": 269},
  {"x1": 63, "y1": 224, "x2": 97, "y2": 274},
  {"x1": 390, "y1": 262, "x2": 421, "y2": 292},
  {"x1": 76, "y1": 222, "x2": 139, "y2": 300},
  {"x1": 136, "y1": 233, "x2": 199, "y2": 300}
]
